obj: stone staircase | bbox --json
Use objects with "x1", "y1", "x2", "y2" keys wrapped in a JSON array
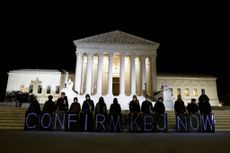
[
  {"x1": 0, "y1": 107, "x2": 26, "y2": 130},
  {"x1": 0, "y1": 105, "x2": 230, "y2": 131}
]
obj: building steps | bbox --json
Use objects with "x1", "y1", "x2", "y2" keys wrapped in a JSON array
[
  {"x1": 0, "y1": 107, "x2": 26, "y2": 130},
  {"x1": 0, "y1": 106, "x2": 230, "y2": 131}
]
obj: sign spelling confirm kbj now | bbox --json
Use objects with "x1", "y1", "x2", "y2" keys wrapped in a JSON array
[{"x1": 24, "y1": 112, "x2": 215, "y2": 132}]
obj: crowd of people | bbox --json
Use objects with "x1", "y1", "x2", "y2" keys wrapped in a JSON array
[
  {"x1": 174, "y1": 89, "x2": 212, "y2": 115},
  {"x1": 26, "y1": 89, "x2": 212, "y2": 119}
]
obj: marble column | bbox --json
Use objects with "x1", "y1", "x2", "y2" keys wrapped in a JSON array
[
  {"x1": 131, "y1": 54, "x2": 136, "y2": 96},
  {"x1": 141, "y1": 55, "x2": 147, "y2": 96},
  {"x1": 75, "y1": 52, "x2": 83, "y2": 94},
  {"x1": 151, "y1": 55, "x2": 157, "y2": 93},
  {"x1": 96, "y1": 53, "x2": 103, "y2": 96},
  {"x1": 107, "y1": 53, "x2": 113, "y2": 95},
  {"x1": 85, "y1": 53, "x2": 93, "y2": 95},
  {"x1": 120, "y1": 53, "x2": 125, "y2": 96}
]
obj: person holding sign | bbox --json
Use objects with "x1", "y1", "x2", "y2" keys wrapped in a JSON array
[
  {"x1": 174, "y1": 95, "x2": 186, "y2": 114},
  {"x1": 56, "y1": 92, "x2": 68, "y2": 112},
  {"x1": 187, "y1": 98, "x2": 198, "y2": 114},
  {"x1": 141, "y1": 95, "x2": 154, "y2": 114},
  {"x1": 43, "y1": 95, "x2": 56, "y2": 113},
  {"x1": 198, "y1": 90, "x2": 212, "y2": 115},
  {"x1": 82, "y1": 94, "x2": 94, "y2": 131},
  {"x1": 69, "y1": 97, "x2": 81, "y2": 114},
  {"x1": 153, "y1": 97, "x2": 165, "y2": 114}
]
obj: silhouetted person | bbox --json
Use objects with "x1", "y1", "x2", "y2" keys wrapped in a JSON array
[
  {"x1": 95, "y1": 97, "x2": 107, "y2": 115},
  {"x1": 82, "y1": 94, "x2": 94, "y2": 114},
  {"x1": 141, "y1": 95, "x2": 154, "y2": 114},
  {"x1": 43, "y1": 95, "x2": 56, "y2": 113},
  {"x1": 25, "y1": 96, "x2": 41, "y2": 130},
  {"x1": 16, "y1": 91, "x2": 23, "y2": 107},
  {"x1": 82, "y1": 94, "x2": 94, "y2": 131},
  {"x1": 174, "y1": 95, "x2": 186, "y2": 114},
  {"x1": 198, "y1": 89, "x2": 211, "y2": 114},
  {"x1": 110, "y1": 98, "x2": 121, "y2": 116},
  {"x1": 187, "y1": 98, "x2": 198, "y2": 114},
  {"x1": 69, "y1": 97, "x2": 81, "y2": 114},
  {"x1": 56, "y1": 92, "x2": 68, "y2": 111},
  {"x1": 27, "y1": 96, "x2": 41, "y2": 115},
  {"x1": 129, "y1": 95, "x2": 140, "y2": 114},
  {"x1": 129, "y1": 95, "x2": 141, "y2": 131},
  {"x1": 153, "y1": 97, "x2": 165, "y2": 114},
  {"x1": 109, "y1": 98, "x2": 122, "y2": 132}
]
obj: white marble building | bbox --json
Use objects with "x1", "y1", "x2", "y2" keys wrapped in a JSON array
[
  {"x1": 157, "y1": 74, "x2": 219, "y2": 107},
  {"x1": 6, "y1": 69, "x2": 68, "y2": 103},
  {"x1": 5, "y1": 30, "x2": 220, "y2": 110}
]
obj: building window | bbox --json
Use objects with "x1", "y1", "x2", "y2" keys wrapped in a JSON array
[
  {"x1": 38, "y1": 85, "x2": 42, "y2": 94},
  {"x1": 47, "y1": 86, "x2": 51, "y2": 94},
  {"x1": 56, "y1": 86, "x2": 60, "y2": 94},
  {"x1": 169, "y1": 88, "x2": 173, "y2": 96},
  {"x1": 193, "y1": 88, "x2": 198, "y2": 96},
  {"x1": 177, "y1": 88, "x2": 181, "y2": 96},
  {"x1": 185, "y1": 88, "x2": 190, "y2": 96},
  {"x1": 29, "y1": 85, "x2": 33, "y2": 93}
]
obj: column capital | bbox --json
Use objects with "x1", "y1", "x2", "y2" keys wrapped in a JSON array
[
  {"x1": 76, "y1": 51, "x2": 83, "y2": 56},
  {"x1": 120, "y1": 52, "x2": 126, "y2": 56},
  {"x1": 130, "y1": 54, "x2": 136, "y2": 58},
  {"x1": 86, "y1": 51, "x2": 94, "y2": 56},
  {"x1": 109, "y1": 52, "x2": 114, "y2": 57},
  {"x1": 97, "y1": 52, "x2": 104, "y2": 57}
]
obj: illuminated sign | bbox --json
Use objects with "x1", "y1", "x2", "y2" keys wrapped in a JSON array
[{"x1": 24, "y1": 112, "x2": 215, "y2": 132}]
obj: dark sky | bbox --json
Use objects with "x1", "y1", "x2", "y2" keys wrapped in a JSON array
[{"x1": 0, "y1": 1, "x2": 229, "y2": 101}]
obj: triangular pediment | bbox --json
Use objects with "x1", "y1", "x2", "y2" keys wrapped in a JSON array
[{"x1": 74, "y1": 30, "x2": 159, "y2": 46}]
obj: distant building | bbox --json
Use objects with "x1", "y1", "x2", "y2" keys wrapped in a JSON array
[{"x1": 5, "y1": 30, "x2": 220, "y2": 109}]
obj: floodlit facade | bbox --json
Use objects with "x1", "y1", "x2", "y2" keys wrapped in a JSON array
[{"x1": 5, "y1": 31, "x2": 220, "y2": 110}]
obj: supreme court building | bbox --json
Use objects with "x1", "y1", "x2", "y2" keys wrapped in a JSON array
[{"x1": 6, "y1": 30, "x2": 220, "y2": 110}]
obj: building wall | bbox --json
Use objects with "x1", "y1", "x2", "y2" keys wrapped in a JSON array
[
  {"x1": 6, "y1": 70, "x2": 63, "y2": 103},
  {"x1": 157, "y1": 75, "x2": 220, "y2": 106},
  {"x1": 6, "y1": 69, "x2": 220, "y2": 107}
]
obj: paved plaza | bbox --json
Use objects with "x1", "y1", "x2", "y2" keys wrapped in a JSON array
[{"x1": 0, "y1": 130, "x2": 230, "y2": 153}]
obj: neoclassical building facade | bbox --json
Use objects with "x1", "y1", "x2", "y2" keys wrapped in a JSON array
[
  {"x1": 6, "y1": 31, "x2": 220, "y2": 110},
  {"x1": 74, "y1": 31, "x2": 158, "y2": 101}
]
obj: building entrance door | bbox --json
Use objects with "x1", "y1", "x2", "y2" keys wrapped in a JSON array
[{"x1": 113, "y1": 77, "x2": 120, "y2": 96}]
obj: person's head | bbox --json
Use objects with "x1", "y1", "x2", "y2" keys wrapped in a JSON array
[
  {"x1": 99, "y1": 97, "x2": 104, "y2": 103},
  {"x1": 73, "y1": 97, "x2": 78, "y2": 103},
  {"x1": 177, "y1": 95, "x2": 182, "y2": 99},
  {"x1": 133, "y1": 95, "x2": 138, "y2": 101},
  {"x1": 201, "y1": 89, "x2": 205, "y2": 95},
  {"x1": 48, "y1": 95, "x2": 53, "y2": 100},
  {"x1": 85, "y1": 94, "x2": 90, "y2": 100},
  {"x1": 145, "y1": 95, "x2": 149, "y2": 100},
  {"x1": 113, "y1": 98, "x2": 118, "y2": 104},
  {"x1": 191, "y1": 98, "x2": 196, "y2": 103},
  {"x1": 61, "y1": 92, "x2": 65, "y2": 98},
  {"x1": 158, "y1": 97, "x2": 163, "y2": 102}
]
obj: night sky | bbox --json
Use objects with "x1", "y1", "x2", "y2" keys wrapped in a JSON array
[{"x1": 0, "y1": 1, "x2": 229, "y2": 101}]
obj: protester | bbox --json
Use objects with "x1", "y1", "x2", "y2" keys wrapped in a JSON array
[
  {"x1": 174, "y1": 95, "x2": 186, "y2": 114},
  {"x1": 198, "y1": 89, "x2": 211, "y2": 114},
  {"x1": 42, "y1": 95, "x2": 56, "y2": 113},
  {"x1": 95, "y1": 97, "x2": 107, "y2": 115},
  {"x1": 141, "y1": 95, "x2": 154, "y2": 114},
  {"x1": 69, "y1": 97, "x2": 81, "y2": 114},
  {"x1": 187, "y1": 98, "x2": 198, "y2": 114},
  {"x1": 153, "y1": 97, "x2": 165, "y2": 114},
  {"x1": 56, "y1": 92, "x2": 68, "y2": 111},
  {"x1": 129, "y1": 95, "x2": 140, "y2": 114}
]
